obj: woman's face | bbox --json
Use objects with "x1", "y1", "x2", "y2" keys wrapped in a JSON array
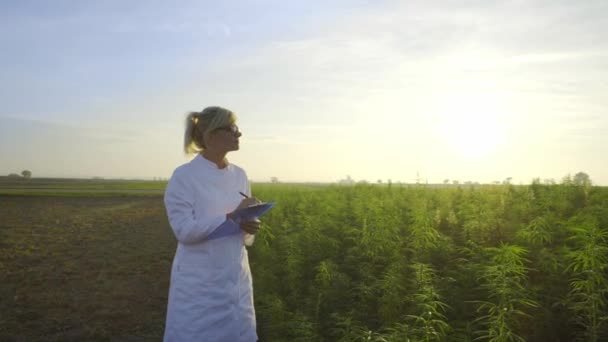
[{"x1": 207, "y1": 124, "x2": 241, "y2": 152}]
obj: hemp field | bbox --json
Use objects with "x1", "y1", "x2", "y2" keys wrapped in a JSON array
[{"x1": 2, "y1": 177, "x2": 607, "y2": 341}]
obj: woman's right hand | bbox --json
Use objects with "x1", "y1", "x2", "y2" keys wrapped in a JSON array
[
  {"x1": 227, "y1": 197, "x2": 261, "y2": 221},
  {"x1": 235, "y1": 197, "x2": 261, "y2": 211}
]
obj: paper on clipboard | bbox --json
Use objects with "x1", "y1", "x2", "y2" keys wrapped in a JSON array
[
  {"x1": 207, "y1": 202, "x2": 276, "y2": 241},
  {"x1": 231, "y1": 202, "x2": 276, "y2": 222}
]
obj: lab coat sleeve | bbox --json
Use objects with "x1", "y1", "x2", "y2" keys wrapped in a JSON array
[{"x1": 164, "y1": 169, "x2": 227, "y2": 245}]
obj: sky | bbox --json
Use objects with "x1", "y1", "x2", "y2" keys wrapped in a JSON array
[{"x1": 1, "y1": 0, "x2": 607, "y2": 185}]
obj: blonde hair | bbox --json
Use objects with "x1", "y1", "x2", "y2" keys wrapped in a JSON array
[{"x1": 184, "y1": 106, "x2": 237, "y2": 154}]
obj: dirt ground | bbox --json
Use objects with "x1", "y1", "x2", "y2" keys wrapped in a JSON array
[{"x1": 0, "y1": 195, "x2": 176, "y2": 341}]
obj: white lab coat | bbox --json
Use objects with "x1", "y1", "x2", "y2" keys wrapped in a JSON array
[{"x1": 163, "y1": 154, "x2": 257, "y2": 342}]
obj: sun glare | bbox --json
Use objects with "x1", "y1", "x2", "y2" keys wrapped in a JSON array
[{"x1": 434, "y1": 92, "x2": 507, "y2": 158}]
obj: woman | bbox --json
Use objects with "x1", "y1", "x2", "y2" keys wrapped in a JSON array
[{"x1": 163, "y1": 106, "x2": 260, "y2": 341}]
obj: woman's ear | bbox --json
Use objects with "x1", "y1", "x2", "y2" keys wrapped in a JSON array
[
  {"x1": 196, "y1": 130, "x2": 207, "y2": 148},
  {"x1": 201, "y1": 130, "x2": 213, "y2": 149}
]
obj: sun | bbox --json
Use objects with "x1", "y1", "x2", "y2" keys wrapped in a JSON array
[{"x1": 434, "y1": 92, "x2": 506, "y2": 158}]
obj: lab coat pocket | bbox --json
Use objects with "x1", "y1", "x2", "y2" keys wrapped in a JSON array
[
  {"x1": 175, "y1": 262, "x2": 221, "y2": 285},
  {"x1": 172, "y1": 263, "x2": 225, "y2": 308}
]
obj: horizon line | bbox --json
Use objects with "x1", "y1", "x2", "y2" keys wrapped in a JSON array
[{"x1": 0, "y1": 175, "x2": 603, "y2": 186}]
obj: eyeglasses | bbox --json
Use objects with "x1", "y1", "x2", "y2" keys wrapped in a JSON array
[{"x1": 215, "y1": 125, "x2": 240, "y2": 135}]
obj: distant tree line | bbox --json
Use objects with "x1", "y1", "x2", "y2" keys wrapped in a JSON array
[{"x1": 7, "y1": 170, "x2": 32, "y2": 178}]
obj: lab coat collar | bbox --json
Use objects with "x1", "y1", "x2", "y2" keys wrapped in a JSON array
[{"x1": 194, "y1": 153, "x2": 232, "y2": 171}]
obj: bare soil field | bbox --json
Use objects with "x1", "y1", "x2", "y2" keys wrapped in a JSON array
[{"x1": 0, "y1": 195, "x2": 175, "y2": 341}]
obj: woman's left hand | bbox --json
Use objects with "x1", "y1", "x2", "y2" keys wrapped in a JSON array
[{"x1": 240, "y1": 218, "x2": 261, "y2": 234}]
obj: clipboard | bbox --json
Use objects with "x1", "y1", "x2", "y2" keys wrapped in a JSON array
[
  {"x1": 231, "y1": 202, "x2": 276, "y2": 222},
  {"x1": 207, "y1": 202, "x2": 276, "y2": 241}
]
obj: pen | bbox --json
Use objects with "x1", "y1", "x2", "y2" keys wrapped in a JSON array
[{"x1": 239, "y1": 192, "x2": 249, "y2": 198}]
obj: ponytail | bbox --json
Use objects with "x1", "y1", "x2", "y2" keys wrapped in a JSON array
[{"x1": 184, "y1": 112, "x2": 203, "y2": 154}]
